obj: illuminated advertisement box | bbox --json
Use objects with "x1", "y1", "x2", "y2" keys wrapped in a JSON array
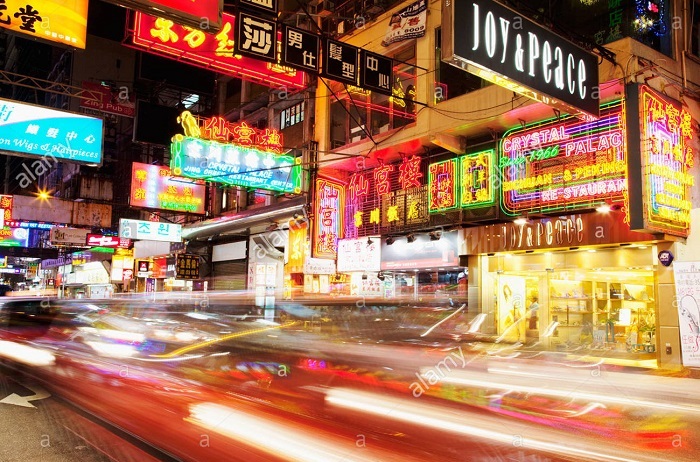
[
  {"x1": 129, "y1": 11, "x2": 304, "y2": 90},
  {"x1": 131, "y1": 162, "x2": 206, "y2": 214},
  {"x1": 0, "y1": 0, "x2": 88, "y2": 48},
  {"x1": 428, "y1": 159, "x2": 458, "y2": 213},
  {"x1": 170, "y1": 136, "x2": 302, "y2": 193},
  {"x1": 337, "y1": 237, "x2": 381, "y2": 272},
  {"x1": 118, "y1": 219, "x2": 182, "y2": 243},
  {"x1": 500, "y1": 100, "x2": 626, "y2": 216},
  {"x1": 0, "y1": 195, "x2": 12, "y2": 228},
  {"x1": 0, "y1": 97, "x2": 103, "y2": 165},
  {"x1": 626, "y1": 84, "x2": 693, "y2": 238},
  {"x1": 314, "y1": 178, "x2": 345, "y2": 259},
  {"x1": 460, "y1": 149, "x2": 496, "y2": 208},
  {"x1": 0, "y1": 227, "x2": 29, "y2": 247},
  {"x1": 86, "y1": 234, "x2": 131, "y2": 249}
]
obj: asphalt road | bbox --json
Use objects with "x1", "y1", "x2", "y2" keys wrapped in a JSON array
[{"x1": 0, "y1": 365, "x2": 164, "y2": 462}]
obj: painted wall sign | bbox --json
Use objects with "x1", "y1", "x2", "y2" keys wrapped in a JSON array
[
  {"x1": 500, "y1": 100, "x2": 625, "y2": 216},
  {"x1": 442, "y1": 0, "x2": 599, "y2": 118},
  {"x1": 0, "y1": 0, "x2": 88, "y2": 48},
  {"x1": 129, "y1": 11, "x2": 303, "y2": 89},
  {"x1": 314, "y1": 178, "x2": 345, "y2": 259},
  {"x1": 0, "y1": 97, "x2": 103, "y2": 165},
  {"x1": 118, "y1": 218, "x2": 182, "y2": 243},
  {"x1": 170, "y1": 136, "x2": 302, "y2": 193},
  {"x1": 337, "y1": 237, "x2": 381, "y2": 272},
  {"x1": 131, "y1": 162, "x2": 206, "y2": 214},
  {"x1": 463, "y1": 211, "x2": 654, "y2": 254},
  {"x1": 626, "y1": 84, "x2": 693, "y2": 238}
]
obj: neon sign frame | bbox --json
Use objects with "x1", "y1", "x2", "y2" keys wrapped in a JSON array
[
  {"x1": 626, "y1": 84, "x2": 693, "y2": 237},
  {"x1": 460, "y1": 149, "x2": 495, "y2": 208},
  {"x1": 428, "y1": 159, "x2": 458, "y2": 213},
  {"x1": 500, "y1": 99, "x2": 626, "y2": 216},
  {"x1": 314, "y1": 178, "x2": 345, "y2": 259}
]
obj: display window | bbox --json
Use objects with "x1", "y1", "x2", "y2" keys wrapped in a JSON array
[{"x1": 485, "y1": 246, "x2": 658, "y2": 367}]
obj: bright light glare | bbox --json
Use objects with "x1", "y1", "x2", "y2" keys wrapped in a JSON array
[
  {"x1": 514, "y1": 217, "x2": 528, "y2": 225},
  {"x1": 596, "y1": 204, "x2": 612, "y2": 213},
  {"x1": 85, "y1": 341, "x2": 137, "y2": 358},
  {"x1": 0, "y1": 340, "x2": 55, "y2": 366}
]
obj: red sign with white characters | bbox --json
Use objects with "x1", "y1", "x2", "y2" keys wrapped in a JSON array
[
  {"x1": 129, "y1": 11, "x2": 304, "y2": 89},
  {"x1": 86, "y1": 234, "x2": 132, "y2": 249}
]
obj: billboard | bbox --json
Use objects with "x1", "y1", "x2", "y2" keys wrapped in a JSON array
[
  {"x1": 0, "y1": 0, "x2": 88, "y2": 48},
  {"x1": 129, "y1": 11, "x2": 304, "y2": 89},
  {"x1": 131, "y1": 162, "x2": 206, "y2": 214},
  {"x1": 106, "y1": 0, "x2": 222, "y2": 31},
  {"x1": 0, "y1": 97, "x2": 103, "y2": 165}
]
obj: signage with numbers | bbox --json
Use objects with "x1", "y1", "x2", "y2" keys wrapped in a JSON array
[
  {"x1": 234, "y1": 12, "x2": 278, "y2": 63},
  {"x1": 360, "y1": 51, "x2": 393, "y2": 96},
  {"x1": 118, "y1": 218, "x2": 182, "y2": 242},
  {"x1": 322, "y1": 39, "x2": 359, "y2": 85},
  {"x1": 282, "y1": 25, "x2": 320, "y2": 73}
]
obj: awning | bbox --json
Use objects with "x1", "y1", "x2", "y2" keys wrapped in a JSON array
[{"x1": 182, "y1": 196, "x2": 308, "y2": 241}]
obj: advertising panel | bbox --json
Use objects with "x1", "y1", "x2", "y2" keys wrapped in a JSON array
[
  {"x1": 118, "y1": 219, "x2": 182, "y2": 243},
  {"x1": 500, "y1": 100, "x2": 625, "y2": 216},
  {"x1": 442, "y1": 0, "x2": 599, "y2": 118},
  {"x1": 314, "y1": 178, "x2": 345, "y2": 259},
  {"x1": 0, "y1": 227, "x2": 29, "y2": 247},
  {"x1": 673, "y1": 262, "x2": 700, "y2": 368},
  {"x1": 49, "y1": 227, "x2": 90, "y2": 246},
  {"x1": 176, "y1": 253, "x2": 199, "y2": 279},
  {"x1": 382, "y1": 0, "x2": 427, "y2": 46},
  {"x1": 129, "y1": 11, "x2": 303, "y2": 89},
  {"x1": 86, "y1": 234, "x2": 131, "y2": 249},
  {"x1": 79, "y1": 81, "x2": 135, "y2": 118},
  {"x1": 0, "y1": 195, "x2": 12, "y2": 228},
  {"x1": 380, "y1": 230, "x2": 460, "y2": 270},
  {"x1": 131, "y1": 162, "x2": 206, "y2": 214},
  {"x1": 0, "y1": 97, "x2": 103, "y2": 165},
  {"x1": 337, "y1": 237, "x2": 381, "y2": 273},
  {"x1": 626, "y1": 84, "x2": 693, "y2": 238},
  {"x1": 0, "y1": 0, "x2": 88, "y2": 48}
]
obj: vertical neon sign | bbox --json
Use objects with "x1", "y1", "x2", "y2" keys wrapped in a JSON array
[
  {"x1": 428, "y1": 159, "x2": 457, "y2": 212},
  {"x1": 314, "y1": 178, "x2": 345, "y2": 258},
  {"x1": 627, "y1": 84, "x2": 693, "y2": 237},
  {"x1": 460, "y1": 149, "x2": 495, "y2": 208}
]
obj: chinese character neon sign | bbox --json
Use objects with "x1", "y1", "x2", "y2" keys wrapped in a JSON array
[
  {"x1": 130, "y1": 162, "x2": 206, "y2": 214},
  {"x1": 626, "y1": 84, "x2": 693, "y2": 237},
  {"x1": 374, "y1": 163, "x2": 394, "y2": 196},
  {"x1": 428, "y1": 159, "x2": 457, "y2": 212},
  {"x1": 348, "y1": 172, "x2": 370, "y2": 200},
  {"x1": 500, "y1": 99, "x2": 626, "y2": 216},
  {"x1": 314, "y1": 178, "x2": 345, "y2": 258},
  {"x1": 129, "y1": 12, "x2": 304, "y2": 89},
  {"x1": 460, "y1": 149, "x2": 495, "y2": 208},
  {"x1": 0, "y1": 195, "x2": 12, "y2": 228},
  {"x1": 398, "y1": 155, "x2": 423, "y2": 189}
]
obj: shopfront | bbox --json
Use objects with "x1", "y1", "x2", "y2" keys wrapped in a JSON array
[{"x1": 464, "y1": 211, "x2": 666, "y2": 367}]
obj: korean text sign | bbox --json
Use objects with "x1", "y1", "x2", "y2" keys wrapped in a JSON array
[
  {"x1": 0, "y1": 0, "x2": 88, "y2": 48},
  {"x1": 118, "y1": 218, "x2": 182, "y2": 243},
  {"x1": 0, "y1": 97, "x2": 103, "y2": 165}
]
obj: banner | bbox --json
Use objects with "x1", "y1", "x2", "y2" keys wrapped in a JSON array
[
  {"x1": 382, "y1": 0, "x2": 427, "y2": 47},
  {"x1": 673, "y1": 262, "x2": 700, "y2": 367}
]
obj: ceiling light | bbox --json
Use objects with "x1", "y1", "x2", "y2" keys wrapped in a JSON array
[
  {"x1": 429, "y1": 231, "x2": 441, "y2": 241},
  {"x1": 406, "y1": 234, "x2": 416, "y2": 243}
]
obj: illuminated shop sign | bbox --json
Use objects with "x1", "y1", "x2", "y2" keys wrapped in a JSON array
[
  {"x1": 428, "y1": 159, "x2": 458, "y2": 212},
  {"x1": 80, "y1": 81, "x2": 135, "y2": 118},
  {"x1": 86, "y1": 234, "x2": 131, "y2": 249},
  {"x1": 0, "y1": 227, "x2": 29, "y2": 247},
  {"x1": 4, "y1": 220, "x2": 56, "y2": 230},
  {"x1": 196, "y1": 115, "x2": 283, "y2": 152},
  {"x1": 0, "y1": 0, "x2": 88, "y2": 48},
  {"x1": 176, "y1": 254, "x2": 199, "y2": 279},
  {"x1": 314, "y1": 178, "x2": 345, "y2": 259},
  {"x1": 287, "y1": 220, "x2": 307, "y2": 274},
  {"x1": 0, "y1": 195, "x2": 12, "y2": 228},
  {"x1": 129, "y1": 11, "x2": 304, "y2": 90},
  {"x1": 131, "y1": 162, "x2": 206, "y2": 214},
  {"x1": 337, "y1": 237, "x2": 381, "y2": 272},
  {"x1": 626, "y1": 84, "x2": 693, "y2": 238},
  {"x1": 345, "y1": 156, "x2": 428, "y2": 238},
  {"x1": 0, "y1": 97, "x2": 103, "y2": 165},
  {"x1": 500, "y1": 100, "x2": 626, "y2": 216},
  {"x1": 442, "y1": 0, "x2": 599, "y2": 118},
  {"x1": 118, "y1": 218, "x2": 182, "y2": 243},
  {"x1": 110, "y1": 0, "x2": 222, "y2": 31},
  {"x1": 170, "y1": 137, "x2": 301, "y2": 193},
  {"x1": 460, "y1": 149, "x2": 496, "y2": 208}
]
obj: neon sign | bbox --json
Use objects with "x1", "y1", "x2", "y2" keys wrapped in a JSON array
[
  {"x1": 170, "y1": 136, "x2": 302, "y2": 193},
  {"x1": 428, "y1": 159, "x2": 457, "y2": 212},
  {"x1": 314, "y1": 178, "x2": 345, "y2": 259},
  {"x1": 129, "y1": 12, "x2": 304, "y2": 90},
  {"x1": 198, "y1": 116, "x2": 283, "y2": 153},
  {"x1": 131, "y1": 162, "x2": 206, "y2": 214},
  {"x1": 500, "y1": 100, "x2": 626, "y2": 216},
  {"x1": 626, "y1": 85, "x2": 693, "y2": 237},
  {"x1": 0, "y1": 195, "x2": 12, "y2": 228},
  {"x1": 460, "y1": 149, "x2": 495, "y2": 208}
]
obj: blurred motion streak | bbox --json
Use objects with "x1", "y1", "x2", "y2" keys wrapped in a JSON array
[{"x1": 0, "y1": 340, "x2": 55, "y2": 366}]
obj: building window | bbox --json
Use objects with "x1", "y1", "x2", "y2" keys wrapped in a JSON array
[
  {"x1": 330, "y1": 45, "x2": 417, "y2": 148},
  {"x1": 435, "y1": 28, "x2": 489, "y2": 103},
  {"x1": 281, "y1": 102, "x2": 304, "y2": 130}
]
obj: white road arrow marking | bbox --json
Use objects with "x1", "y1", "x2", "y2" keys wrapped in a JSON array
[{"x1": 0, "y1": 384, "x2": 51, "y2": 408}]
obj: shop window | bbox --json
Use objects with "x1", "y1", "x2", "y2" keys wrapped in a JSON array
[
  {"x1": 434, "y1": 28, "x2": 489, "y2": 103},
  {"x1": 329, "y1": 45, "x2": 416, "y2": 148},
  {"x1": 281, "y1": 102, "x2": 304, "y2": 130}
]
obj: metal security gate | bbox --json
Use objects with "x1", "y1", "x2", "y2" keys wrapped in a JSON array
[{"x1": 212, "y1": 260, "x2": 247, "y2": 290}]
